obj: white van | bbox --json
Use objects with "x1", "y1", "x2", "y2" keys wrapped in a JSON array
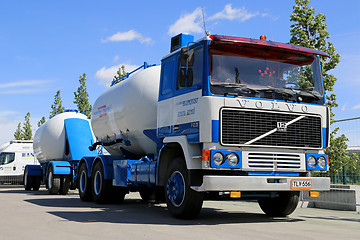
[{"x1": 0, "y1": 140, "x2": 39, "y2": 184}]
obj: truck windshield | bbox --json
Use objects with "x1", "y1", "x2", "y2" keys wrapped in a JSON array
[
  {"x1": 210, "y1": 52, "x2": 324, "y2": 104},
  {"x1": 0, "y1": 152, "x2": 15, "y2": 165}
]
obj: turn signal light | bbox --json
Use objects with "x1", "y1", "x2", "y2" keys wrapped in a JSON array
[
  {"x1": 310, "y1": 191, "x2": 319, "y2": 198},
  {"x1": 230, "y1": 191, "x2": 241, "y2": 198},
  {"x1": 202, "y1": 149, "x2": 210, "y2": 161}
]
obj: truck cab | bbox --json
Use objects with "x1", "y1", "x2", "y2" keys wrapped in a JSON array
[
  {"x1": 156, "y1": 34, "x2": 330, "y2": 218},
  {"x1": 0, "y1": 140, "x2": 39, "y2": 184}
]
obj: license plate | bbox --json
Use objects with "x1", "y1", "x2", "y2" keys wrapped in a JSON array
[{"x1": 291, "y1": 179, "x2": 312, "y2": 189}]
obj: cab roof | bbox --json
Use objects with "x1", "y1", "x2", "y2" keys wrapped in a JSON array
[{"x1": 210, "y1": 35, "x2": 329, "y2": 58}]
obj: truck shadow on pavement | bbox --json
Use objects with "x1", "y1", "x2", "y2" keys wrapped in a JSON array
[{"x1": 19, "y1": 190, "x2": 304, "y2": 225}]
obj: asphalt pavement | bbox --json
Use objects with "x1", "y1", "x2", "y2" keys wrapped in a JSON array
[{"x1": 0, "y1": 187, "x2": 359, "y2": 240}]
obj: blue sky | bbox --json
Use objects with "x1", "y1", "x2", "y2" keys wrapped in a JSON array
[{"x1": 1, "y1": 0, "x2": 360, "y2": 145}]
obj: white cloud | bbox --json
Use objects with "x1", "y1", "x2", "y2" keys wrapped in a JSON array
[
  {"x1": 95, "y1": 63, "x2": 139, "y2": 87},
  {"x1": 352, "y1": 104, "x2": 360, "y2": 110},
  {"x1": 0, "y1": 113, "x2": 39, "y2": 145},
  {"x1": 102, "y1": 30, "x2": 152, "y2": 44},
  {"x1": 168, "y1": 8, "x2": 203, "y2": 36},
  {"x1": 0, "y1": 80, "x2": 51, "y2": 95},
  {"x1": 0, "y1": 111, "x2": 18, "y2": 118},
  {"x1": 341, "y1": 103, "x2": 348, "y2": 111},
  {"x1": 0, "y1": 118, "x2": 19, "y2": 145},
  {"x1": 113, "y1": 55, "x2": 119, "y2": 63},
  {"x1": 0, "y1": 80, "x2": 49, "y2": 89},
  {"x1": 208, "y1": 4, "x2": 258, "y2": 22}
]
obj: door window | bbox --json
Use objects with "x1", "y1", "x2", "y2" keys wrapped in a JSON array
[{"x1": 0, "y1": 152, "x2": 15, "y2": 165}]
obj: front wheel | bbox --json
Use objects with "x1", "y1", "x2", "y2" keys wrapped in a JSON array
[
  {"x1": 24, "y1": 167, "x2": 33, "y2": 191},
  {"x1": 165, "y1": 158, "x2": 204, "y2": 219},
  {"x1": 258, "y1": 191, "x2": 300, "y2": 217}
]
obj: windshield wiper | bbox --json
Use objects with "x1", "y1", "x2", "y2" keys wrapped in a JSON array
[
  {"x1": 298, "y1": 89, "x2": 322, "y2": 101},
  {"x1": 258, "y1": 87, "x2": 299, "y2": 102},
  {"x1": 212, "y1": 83, "x2": 260, "y2": 95}
]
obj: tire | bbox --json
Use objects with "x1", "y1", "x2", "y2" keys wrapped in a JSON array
[
  {"x1": 92, "y1": 161, "x2": 113, "y2": 203},
  {"x1": 78, "y1": 163, "x2": 92, "y2": 201},
  {"x1": 24, "y1": 168, "x2": 33, "y2": 191},
  {"x1": 258, "y1": 191, "x2": 300, "y2": 217},
  {"x1": 165, "y1": 158, "x2": 204, "y2": 219},
  {"x1": 59, "y1": 176, "x2": 71, "y2": 195},
  {"x1": 32, "y1": 176, "x2": 41, "y2": 191},
  {"x1": 112, "y1": 187, "x2": 127, "y2": 203},
  {"x1": 139, "y1": 188, "x2": 156, "y2": 202},
  {"x1": 47, "y1": 167, "x2": 60, "y2": 195}
]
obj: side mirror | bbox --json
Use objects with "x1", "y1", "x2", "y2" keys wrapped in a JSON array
[
  {"x1": 179, "y1": 68, "x2": 187, "y2": 87},
  {"x1": 187, "y1": 68, "x2": 193, "y2": 87}
]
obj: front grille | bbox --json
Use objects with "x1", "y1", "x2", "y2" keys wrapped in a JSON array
[
  {"x1": 221, "y1": 109, "x2": 322, "y2": 148},
  {"x1": 246, "y1": 152, "x2": 301, "y2": 170}
]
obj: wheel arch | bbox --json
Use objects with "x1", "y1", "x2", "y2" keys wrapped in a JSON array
[
  {"x1": 91, "y1": 155, "x2": 114, "y2": 180},
  {"x1": 158, "y1": 135, "x2": 202, "y2": 186}
]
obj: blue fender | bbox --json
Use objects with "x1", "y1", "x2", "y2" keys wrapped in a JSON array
[
  {"x1": 79, "y1": 156, "x2": 96, "y2": 177},
  {"x1": 93, "y1": 155, "x2": 115, "y2": 180},
  {"x1": 26, "y1": 165, "x2": 42, "y2": 177},
  {"x1": 50, "y1": 161, "x2": 71, "y2": 175}
]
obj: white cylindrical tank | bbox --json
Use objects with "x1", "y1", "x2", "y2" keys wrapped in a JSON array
[
  {"x1": 33, "y1": 112, "x2": 89, "y2": 163},
  {"x1": 91, "y1": 66, "x2": 161, "y2": 156}
]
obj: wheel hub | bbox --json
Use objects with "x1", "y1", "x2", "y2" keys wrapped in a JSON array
[
  {"x1": 166, "y1": 171, "x2": 185, "y2": 207},
  {"x1": 94, "y1": 170, "x2": 102, "y2": 196}
]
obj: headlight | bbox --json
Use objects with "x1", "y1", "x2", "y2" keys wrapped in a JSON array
[
  {"x1": 227, "y1": 153, "x2": 239, "y2": 166},
  {"x1": 213, "y1": 152, "x2": 225, "y2": 166},
  {"x1": 308, "y1": 156, "x2": 316, "y2": 168},
  {"x1": 318, "y1": 156, "x2": 326, "y2": 168}
]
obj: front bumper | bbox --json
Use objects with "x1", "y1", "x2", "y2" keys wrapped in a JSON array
[{"x1": 191, "y1": 176, "x2": 330, "y2": 192}]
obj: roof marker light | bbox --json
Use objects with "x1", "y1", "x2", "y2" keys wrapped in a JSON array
[{"x1": 260, "y1": 35, "x2": 267, "y2": 40}]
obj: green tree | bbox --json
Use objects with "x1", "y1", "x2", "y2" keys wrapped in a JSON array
[
  {"x1": 50, "y1": 90, "x2": 65, "y2": 119},
  {"x1": 347, "y1": 153, "x2": 360, "y2": 175},
  {"x1": 14, "y1": 123, "x2": 22, "y2": 140},
  {"x1": 74, "y1": 73, "x2": 92, "y2": 117},
  {"x1": 112, "y1": 65, "x2": 126, "y2": 86},
  {"x1": 37, "y1": 116, "x2": 46, "y2": 127},
  {"x1": 290, "y1": 0, "x2": 343, "y2": 175},
  {"x1": 22, "y1": 112, "x2": 32, "y2": 140},
  {"x1": 326, "y1": 128, "x2": 349, "y2": 176}
]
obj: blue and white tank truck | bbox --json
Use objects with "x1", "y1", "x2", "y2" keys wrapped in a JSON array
[{"x1": 25, "y1": 33, "x2": 330, "y2": 219}]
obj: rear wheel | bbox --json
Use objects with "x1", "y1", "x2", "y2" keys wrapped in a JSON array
[
  {"x1": 32, "y1": 176, "x2": 41, "y2": 191},
  {"x1": 165, "y1": 158, "x2": 204, "y2": 219},
  {"x1": 92, "y1": 161, "x2": 112, "y2": 203},
  {"x1": 258, "y1": 191, "x2": 300, "y2": 217},
  {"x1": 139, "y1": 188, "x2": 156, "y2": 202},
  {"x1": 24, "y1": 168, "x2": 33, "y2": 191},
  {"x1": 59, "y1": 176, "x2": 71, "y2": 195},
  {"x1": 47, "y1": 167, "x2": 60, "y2": 195},
  {"x1": 78, "y1": 163, "x2": 92, "y2": 201}
]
